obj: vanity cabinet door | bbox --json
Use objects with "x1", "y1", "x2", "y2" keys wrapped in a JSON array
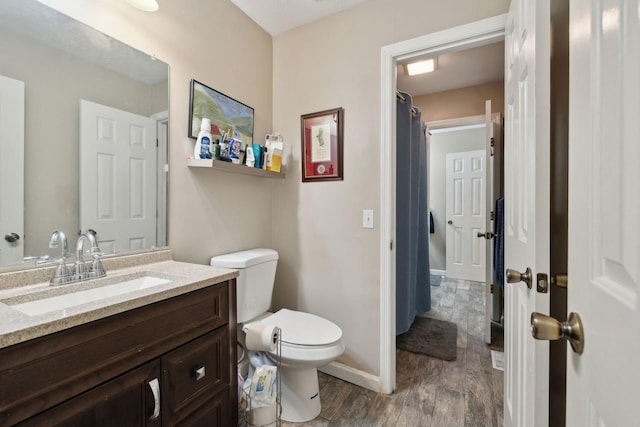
[{"x1": 17, "y1": 361, "x2": 162, "y2": 427}]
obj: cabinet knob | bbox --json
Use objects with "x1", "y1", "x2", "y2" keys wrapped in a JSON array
[{"x1": 194, "y1": 366, "x2": 206, "y2": 381}]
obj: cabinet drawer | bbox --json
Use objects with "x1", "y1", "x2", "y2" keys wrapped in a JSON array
[{"x1": 162, "y1": 328, "x2": 229, "y2": 421}]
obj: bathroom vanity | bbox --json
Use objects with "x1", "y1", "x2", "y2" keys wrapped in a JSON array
[{"x1": 0, "y1": 251, "x2": 238, "y2": 426}]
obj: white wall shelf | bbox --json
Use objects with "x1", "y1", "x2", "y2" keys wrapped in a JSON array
[{"x1": 187, "y1": 158, "x2": 286, "y2": 179}]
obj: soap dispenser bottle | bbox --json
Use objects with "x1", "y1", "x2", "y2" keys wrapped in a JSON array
[{"x1": 194, "y1": 118, "x2": 213, "y2": 159}]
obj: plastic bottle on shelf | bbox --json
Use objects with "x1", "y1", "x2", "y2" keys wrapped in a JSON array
[
  {"x1": 194, "y1": 118, "x2": 212, "y2": 159},
  {"x1": 211, "y1": 139, "x2": 221, "y2": 160}
]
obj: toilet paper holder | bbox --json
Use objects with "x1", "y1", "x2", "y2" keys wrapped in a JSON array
[{"x1": 244, "y1": 326, "x2": 282, "y2": 427}]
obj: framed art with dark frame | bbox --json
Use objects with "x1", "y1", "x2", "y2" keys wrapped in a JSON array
[
  {"x1": 300, "y1": 107, "x2": 344, "y2": 182},
  {"x1": 188, "y1": 79, "x2": 254, "y2": 146}
]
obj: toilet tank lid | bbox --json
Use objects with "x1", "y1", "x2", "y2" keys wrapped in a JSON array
[{"x1": 210, "y1": 248, "x2": 278, "y2": 268}]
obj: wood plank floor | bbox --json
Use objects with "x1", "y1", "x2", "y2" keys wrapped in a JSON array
[{"x1": 239, "y1": 277, "x2": 504, "y2": 426}]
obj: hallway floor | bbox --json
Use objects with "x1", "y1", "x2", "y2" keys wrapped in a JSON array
[{"x1": 239, "y1": 277, "x2": 504, "y2": 426}]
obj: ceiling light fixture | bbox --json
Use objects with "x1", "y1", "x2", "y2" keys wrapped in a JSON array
[
  {"x1": 125, "y1": 0, "x2": 159, "y2": 12},
  {"x1": 405, "y1": 58, "x2": 437, "y2": 76}
]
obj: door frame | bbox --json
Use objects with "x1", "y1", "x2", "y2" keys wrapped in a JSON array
[{"x1": 379, "y1": 14, "x2": 507, "y2": 393}]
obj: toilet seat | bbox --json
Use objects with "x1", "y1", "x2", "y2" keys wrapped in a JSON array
[
  {"x1": 248, "y1": 309, "x2": 344, "y2": 367},
  {"x1": 259, "y1": 309, "x2": 342, "y2": 347}
]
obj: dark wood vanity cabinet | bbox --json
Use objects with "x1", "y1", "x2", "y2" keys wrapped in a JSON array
[{"x1": 0, "y1": 280, "x2": 238, "y2": 427}]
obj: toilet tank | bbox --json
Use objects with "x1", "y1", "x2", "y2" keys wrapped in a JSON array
[{"x1": 210, "y1": 248, "x2": 278, "y2": 323}]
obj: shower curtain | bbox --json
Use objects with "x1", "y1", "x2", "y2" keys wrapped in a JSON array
[{"x1": 396, "y1": 91, "x2": 431, "y2": 335}]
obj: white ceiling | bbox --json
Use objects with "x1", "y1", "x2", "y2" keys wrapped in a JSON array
[
  {"x1": 231, "y1": 1, "x2": 504, "y2": 96},
  {"x1": 396, "y1": 42, "x2": 505, "y2": 96},
  {"x1": 230, "y1": 0, "x2": 369, "y2": 36}
]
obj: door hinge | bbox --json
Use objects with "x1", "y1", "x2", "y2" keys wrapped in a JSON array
[
  {"x1": 390, "y1": 240, "x2": 393, "y2": 250},
  {"x1": 490, "y1": 210, "x2": 495, "y2": 221},
  {"x1": 490, "y1": 284, "x2": 496, "y2": 294},
  {"x1": 490, "y1": 137, "x2": 495, "y2": 147}
]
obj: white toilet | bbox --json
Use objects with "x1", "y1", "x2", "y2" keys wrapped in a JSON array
[{"x1": 210, "y1": 248, "x2": 345, "y2": 423}]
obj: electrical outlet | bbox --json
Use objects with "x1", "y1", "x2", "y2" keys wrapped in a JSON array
[{"x1": 363, "y1": 209, "x2": 374, "y2": 229}]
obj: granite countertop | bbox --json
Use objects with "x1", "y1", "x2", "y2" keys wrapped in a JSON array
[{"x1": 0, "y1": 251, "x2": 238, "y2": 349}]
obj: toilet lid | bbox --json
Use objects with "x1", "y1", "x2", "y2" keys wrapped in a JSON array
[{"x1": 260, "y1": 309, "x2": 342, "y2": 346}]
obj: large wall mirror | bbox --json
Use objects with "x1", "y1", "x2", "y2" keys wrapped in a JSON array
[{"x1": 0, "y1": 0, "x2": 169, "y2": 269}]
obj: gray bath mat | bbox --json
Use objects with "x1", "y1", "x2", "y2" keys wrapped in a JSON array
[
  {"x1": 397, "y1": 317, "x2": 457, "y2": 361},
  {"x1": 430, "y1": 273, "x2": 443, "y2": 287}
]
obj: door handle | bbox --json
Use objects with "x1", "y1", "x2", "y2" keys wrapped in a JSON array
[
  {"x1": 477, "y1": 231, "x2": 495, "y2": 239},
  {"x1": 148, "y1": 378, "x2": 160, "y2": 420},
  {"x1": 506, "y1": 267, "x2": 532, "y2": 289},
  {"x1": 4, "y1": 233, "x2": 20, "y2": 243},
  {"x1": 447, "y1": 220, "x2": 453, "y2": 225},
  {"x1": 530, "y1": 312, "x2": 584, "y2": 354}
]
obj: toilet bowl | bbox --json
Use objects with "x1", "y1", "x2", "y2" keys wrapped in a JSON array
[
  {"x1": 210, "y1": 249, "x2": 345, "y2": 423},
  {"x1": 246, "y1": 309, "x2": 345, "y2": 422}
]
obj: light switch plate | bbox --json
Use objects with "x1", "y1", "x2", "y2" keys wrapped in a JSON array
[{"x1": 363, "y1": 209, "x2": 374, "y2": 229}]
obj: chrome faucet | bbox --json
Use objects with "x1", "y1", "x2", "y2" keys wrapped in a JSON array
[
  {"x1": 41, "y1": 229, "x2": 107, "y2": 285},
  {"x1": 74, "y1": 231, "x2": 106, "y2": 280},
  {"x1": 49, "y1": 229, "x2": 69, "y2": 259},
  {"x1": 48, "y1": 229, "x2": 70, "y2": 285}
]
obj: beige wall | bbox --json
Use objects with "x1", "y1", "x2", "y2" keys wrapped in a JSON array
[
  {"x1": 39, "y1": 0, "x2": 275, "y2": 266},
  {"x1": 271, "y1": 0, "x2": 509, "y2": 377},
  {"x1": 413, "y1": 81, "x2": 505, "y2": 123}
]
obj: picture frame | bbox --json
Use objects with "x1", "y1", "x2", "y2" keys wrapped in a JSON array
[
  {"x1": 188, "y1": 79, "x2": 254, "y2": 146},
  {"x1": 300, "y1": 107, "x2": 344, "y2": 182}
]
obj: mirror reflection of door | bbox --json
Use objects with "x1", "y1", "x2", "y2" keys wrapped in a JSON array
[
  {"x1": 79, "y1": 100, "x2": 157, "y2": 255},
  {"x1": 0, "y1": 74, "x2": 25, "y2": 265}
]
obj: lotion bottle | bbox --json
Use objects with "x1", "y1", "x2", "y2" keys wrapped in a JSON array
[{"x1": 194, "y1": 118, "x2": 212, "y2": 159}]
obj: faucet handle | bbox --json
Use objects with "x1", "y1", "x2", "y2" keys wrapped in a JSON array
[
  {"x1": 89, "y1": 253, "x2": 106, "y2": 278},
  {"x1": 53, "y1": 258, "x2": 70, "y2": 278},
  {"x1": 50, "y1": 258, "x2": 71, "y2": 285}
]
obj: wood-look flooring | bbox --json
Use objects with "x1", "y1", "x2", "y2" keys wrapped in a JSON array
[{"x1": 239, "y1": 277, "x2": 504, "y2": 426}]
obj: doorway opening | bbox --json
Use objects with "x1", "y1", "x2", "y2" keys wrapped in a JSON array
[{"x1": 379, "y1": 14, "x2": 507, "y2": 394}]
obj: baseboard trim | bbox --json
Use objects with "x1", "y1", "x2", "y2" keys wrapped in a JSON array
[
  {"x1": 319, "y1": 361, "x2": 385, "y2": 394},
  {"x1": 430, "y1": 269, "x2": 446, "y2": 276}
]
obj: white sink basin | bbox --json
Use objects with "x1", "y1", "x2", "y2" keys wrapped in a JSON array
[{"x1": 10, "y1": 275, "x2": 172, "y2": 316}]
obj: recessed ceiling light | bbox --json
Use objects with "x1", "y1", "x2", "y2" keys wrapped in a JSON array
[
  {"x1": 125, "y1": 0, "x2": 159, "y2": 12},
  {"x1": 405, "y1": 58, "x2": 437, "y2": 76}
]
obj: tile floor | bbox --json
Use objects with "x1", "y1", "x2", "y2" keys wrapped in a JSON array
[{"x1": 239, "y1": 277, "x2": 504, "y2": 426}]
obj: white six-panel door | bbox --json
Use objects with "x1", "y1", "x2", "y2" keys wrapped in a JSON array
[
  {"x1": 503, "y1": 0, "x2": 550, "y2": 426},
  {"x1": 567, "y1": 1, "x2": 640, "y2": 425},
  {"x1": 0, "y1": 75, "x2": 24, "y2": 266},
  {"x1": 79, "y1": 100, "x2": 157, "y2": 255},
  {"x1": 445, "y1": 149, "x2": 486, "y2": 282}
]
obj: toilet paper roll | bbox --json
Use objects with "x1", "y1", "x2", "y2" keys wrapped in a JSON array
[{"x1": 244, "y1": 324, "x2": 279, "y2": 352}]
